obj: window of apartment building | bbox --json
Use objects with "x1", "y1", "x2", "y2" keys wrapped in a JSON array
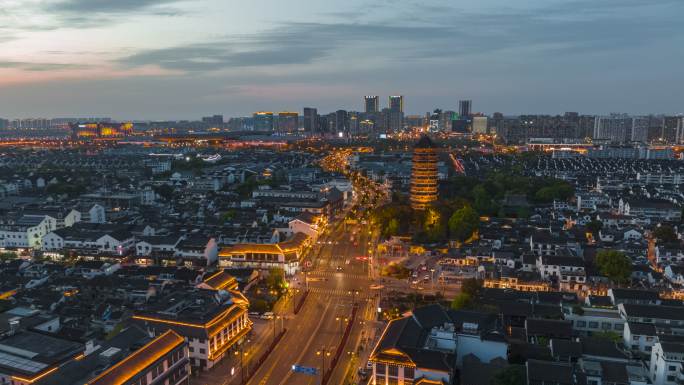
[
  {"x1": 376, "y1": 363, "x2": 386, "y2": 373},
  {"x1": 588, "y1": 322, "x2": 599, "y2": 329},
  {"x1": 576, "y1": 321, "x2": 586, "y2": 327},
  {"x1": 404, "y1": 367, "x2": 415, "y2": 378},
  {"x1": 388, "y1": 365, "x2": 398, "y2": 377},
  {"x1": 669, "y1": 365, "x2": 677, "y2": 371},
  {"x1": 633, "y1": 336, "x2": 640, "y2": 341},
  {"x1": 601, "y1": 322, "x2": 611, "y2": 330},
  {"x1": 614, "y1": 324, "x2": 623, "y2": 331}
]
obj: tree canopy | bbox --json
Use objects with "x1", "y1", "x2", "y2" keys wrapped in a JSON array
[
  {"x1": 491, "y1": 365, "x2": 525, "y2": 385},
  {"x1": 595, "y1": 250, "x2": 632, "y2": 284},
  {"x1": 653, "y1": 225, "x2": 678, "y2": 243},
  {"x1": 448, "y1": 206, "x2": 479, "y2": 242}
]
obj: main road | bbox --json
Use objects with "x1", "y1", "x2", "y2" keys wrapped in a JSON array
[{"x1": 245, "y1": 214, "x2": 380, "y2": 385}]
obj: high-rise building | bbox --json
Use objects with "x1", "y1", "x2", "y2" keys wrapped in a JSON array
[
  {"x1": 593, "y1": 114, "x2": 632, "y2": 143},
  {"x1": 472, "y1": 116, "x2": 488, "y2": 134},
  {"x1": 428, "y1": 110, "x2": 441, "y2": 132},
  {"x1": 277, "y1": 112, "x2": 299, "y2": 133},
  {"x1": 440, "y1": 111, "x2": 457, "y2": 132},
  {"x1": 677, "y1": 117, "x2": 684, "y2": 144},
  {"x1": 335, "y1": 110, "x2": 349, "y2": 133},
  {"x1": 662, "y1": 116, "x2": 681, "y2": 143},
  {"x1": 0, "y1": 118, "x2": 8, "y2": 130},
  {"x1": 389, "y1": 96, "x2": 404, "y2": 113},
  {"x1": 349, "y1": 112, "x2": 360, "y2": 134},
  {"x1": 365, "y1": 96, "x2": 379, "y2": 114},
  {"x1": 253, "y1": 112, "x2": 274, "y2": 131},
  {"x1": 404, "y1": 115, "x2": 424, "y2": 130},
  {"x1": 202, "y1": 115, "x2": 223, "y2": 127},
  {"x1": 303, "y1": 108, "x2": 318, "y2": 133},
  {"x1": 360, "y1": 119, "x2": 374, "y2": 133},
  {"x1": 459, "y1": 100, "x2": 472, "y2": 118},
  {"x1": 410, "y1": 136, "x2": 438, "y2": 211}
]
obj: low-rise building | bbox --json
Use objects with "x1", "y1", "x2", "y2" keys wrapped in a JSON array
[{"x1": 132, "y1": 288, "x2": 251, "y2": 371}]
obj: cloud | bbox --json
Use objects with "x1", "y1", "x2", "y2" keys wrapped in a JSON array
[
  {"x1": 0, "y1": 61, "x2": 89, "y2": 71},
  {"x1": 45, "y1": 0, "x2": 183, "y2": 14},
  {"x1": 117, "y1": 22, "x2": 457, "y2": 71},
  {"x1": 116, "y1": 0, "x2": 684, "y2": 74}
]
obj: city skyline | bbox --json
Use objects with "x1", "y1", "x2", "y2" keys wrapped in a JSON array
[{"x1": 1, "y1": 0, "x2": 683, "y2": 119}]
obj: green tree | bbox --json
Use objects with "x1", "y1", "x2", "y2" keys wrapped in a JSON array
[
  {"x1": 461, "y1": 278, "x2": 483, "y2": 297},
  {"x1": 593, "y1": 330, "x2": 621, "y2": 343},
  {"x1": 153, "y1": 184, "x2": 174, "y2": 201},
  {"x1": 265, "y1": 268, "x2": 286, "y2": 295},
  {"x1": 654, "y1": 225, "x2": 678, "y2": 243},
  {"x1": 586, "y1": 220, "x2": 603, "y2": 234},
  {"x1": 450, "y1": 293, "x2": 473, "y2": 310},
  {"x1": 595, "y1": 250, "x2": 632, "y2": 285},
  {"x1": 448, "y1": 206, "x2": 479, "y2": 242},
  {"x1": 491, "y1": 365, "x2": 525, "y2": 385},
  {"x1": 386, "y1": 218, "x2": 400, "y2": 236},
  {"x1": 473, "y1": 184, "x2": 498, "y2": 216}
]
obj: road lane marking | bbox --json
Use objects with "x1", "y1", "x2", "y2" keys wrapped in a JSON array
[{"x1": 276, "y1": 296, "x2": 334, "y2": 385}]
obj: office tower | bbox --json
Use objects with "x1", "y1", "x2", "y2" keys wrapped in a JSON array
[
  {"x1": 0, "y1": 119, "x2": 8, "y2": 130},
  {"x1": 440, "y1": 111, "x2": 456, "y2": 132},
  {"x1": 365, "y1": 96, "x2": 379, "y2": 114},
  {"x1": 472, "y1": 116, "x2": 488, "y2": 134},
  {"x1": 410, "y1": 136, "x2": 438, "y2": 211},
  {"x1": 253, "y1": 112, "x2": 274, "y2": 131},
  {"x1": 303, "y1": 108, "x2": 318, "y2": 133},
  {"x1": 389, "y1": 96, "x2": 404, "y2": 113},
  {"x1": 277, "y1": 112, "x2": 299, "y2": 133},
  {"x1": 335, "y1": 110, "x2": 349, "y2": 133},
  {"x1": 348, "y1": 112, "x2": 360, "y2": 134},
  {"x1": 429, "y1": 110, "x2": 441, "y2": 132},
  {"x1": 360, "y1": 119, "x2": 374, "y2": 133},
  {"x1": 459, "y1": 100, "x2": 472, "y2": 118}
]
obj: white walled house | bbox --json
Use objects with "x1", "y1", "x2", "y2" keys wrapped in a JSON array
[
  {"x1": 665, "y1": 265, "x2": 684, "y2": 286},
  {"x1": 649, "y1": 342, "x2": 684, "y2": 385},
  {"x1": 288, "y1": 212, "x2": 322, "y2": 240},
  {"x1": 175, "y1": 235, "x2": 219, "y2": 267},
  {"x1": 42, "y1": 226, "x2": 135, "y2": 257},
  {"x1": 0, "y1": 215, "x2": 57, "y2": 250},
  {"x1": 623, "y1": 322, "x2": 657, "y2": 355}
]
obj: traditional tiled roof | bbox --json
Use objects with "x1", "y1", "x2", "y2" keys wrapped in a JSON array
[{"x1": 87, "y1": 330, "x2": 184, "y2": 385}]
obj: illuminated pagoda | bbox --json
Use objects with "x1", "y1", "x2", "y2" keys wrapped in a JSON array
[{"x1": 410, "y1": 135, "x2": 438, "y2": 211}]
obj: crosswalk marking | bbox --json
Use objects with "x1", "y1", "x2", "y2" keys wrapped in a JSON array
[
  {"x1": 307, "y1": 271, "x2": 368, "y2": 280},
  {"x1": 308, "y1": 287, "x2": 368, "y2": 297}
]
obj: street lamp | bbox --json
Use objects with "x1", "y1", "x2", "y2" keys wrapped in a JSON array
[
  {"x1": 430, "y1": 268, "x2": 435, "y2": 291},
  {"x1": 347, "y1": 290, "x2": 359, "y2": 304},
  {"x1": 292, "y1": 288, "x2": 300, "y2": 314},
  {"x1": 234, "y1": 349, "x2": 249, "y2": 383},
  {"x1": 272, "y1": 314, "x2": 284, "y2": 343},
  {"x1": 316, "y1": 349, "x2": 332, "y2": 384},
  {"x1": 335, "y1": 316, "x2": 349, "y2": 335}
]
